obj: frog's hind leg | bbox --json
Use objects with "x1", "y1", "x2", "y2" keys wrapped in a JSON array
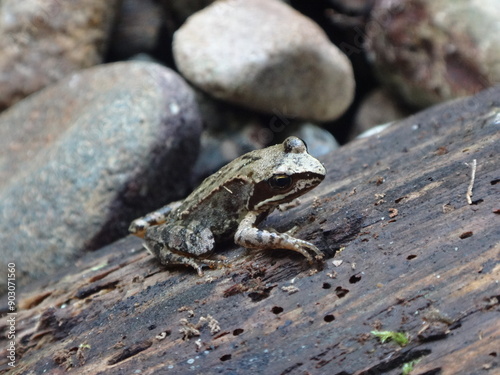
[
  {"x1": 129, "y1": 200, "x2": 183, "y2": 237},
  {"x1": 144, "y1": 221, "x2": 224, "y2": 276},
  {"x1": 144, "y1": 241, "x2": 222, "y2": 276}
]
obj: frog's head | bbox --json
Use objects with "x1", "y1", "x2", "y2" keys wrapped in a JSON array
[{"x1": 248, "y1": 136, "x2": 326, "y2": 211}]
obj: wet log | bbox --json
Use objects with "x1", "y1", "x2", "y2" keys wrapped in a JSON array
[{"x1": 1, "y1": 86, "x2": 499, "y2": 375}]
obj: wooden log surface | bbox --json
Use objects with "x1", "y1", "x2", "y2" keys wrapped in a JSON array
[{"x1": 1, "y1": 86, "x2": 499, "y2": 374}]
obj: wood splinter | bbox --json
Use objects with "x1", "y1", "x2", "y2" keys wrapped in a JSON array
[{"x1": 465, "y1": 159, "x2": 477, "y2": 205}]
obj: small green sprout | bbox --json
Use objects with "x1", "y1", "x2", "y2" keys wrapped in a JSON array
[
  {"x1": 371, "y1": 330, "x2": 409, "y2": 347},
  {"x1": 401, "y1": 359, "x2": 420, "y2": 374}
]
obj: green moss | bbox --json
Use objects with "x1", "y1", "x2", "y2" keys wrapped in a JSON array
[
  {"x1": 371, "y1": 330, "x2": 409, "y2": 347},
  {"x1": 401, "y1": 359, "x2": 420, "y2": 374}
]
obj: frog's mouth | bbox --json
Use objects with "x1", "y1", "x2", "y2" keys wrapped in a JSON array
[{"x1": 248, "y1": 172, "x2": 324, "y2": 211}]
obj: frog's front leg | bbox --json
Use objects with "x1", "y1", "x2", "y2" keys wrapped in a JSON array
[
  {"x1": 234, "y1": 212, "x2": 324, "y2": 263},
  {"x1": 129, "y1": 200, "x2": 183, "y2": 238},
  {"x1": 144, "y1": 220, "x2": 222, "y2": 276}
]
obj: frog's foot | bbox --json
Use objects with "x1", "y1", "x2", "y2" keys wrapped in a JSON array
[
  {"x1": 272, "y1": 233, "x2": 324, "y2": 264},
  {"x1": 145, "y1": 243, "x2": 225, "y2": 276},
  {"x1": 191, "y1": 258, "x2": 228, "y2": 277}
]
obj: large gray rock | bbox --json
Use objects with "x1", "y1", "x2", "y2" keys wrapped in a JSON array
[
  {"x1": 0, "y1": 0, "x2": 119, "y2": 111},
  {"x1": 173, "y1": 0, "x2": 355, "y2": 122},
  {"x1": 0, "y1": 61, "x2": 202, "y2": 293},
  {"x1": 366, "y1": 0, "x2": 500, "y2": 108}
]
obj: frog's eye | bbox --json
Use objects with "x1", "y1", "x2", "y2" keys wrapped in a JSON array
[
  {"x1": 283, "y1": 136, "x2": 307, "y2": 154},
  {"x1": 268, "y1": 174, "x2": 292, "y2": 190}
]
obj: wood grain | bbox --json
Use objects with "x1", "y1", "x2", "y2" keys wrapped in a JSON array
[{"x1": 1, "y1": 86, "x2": 499, "y2": 375}]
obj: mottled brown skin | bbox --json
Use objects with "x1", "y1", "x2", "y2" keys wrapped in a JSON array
[{"x1": 130, "y1": 137, "x2": 326, "y2": 275}]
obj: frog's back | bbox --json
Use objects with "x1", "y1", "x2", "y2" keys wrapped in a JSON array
[
  {"x1": 174, "y1": 176, "x2": 254, "y2": 240},
  {"x1": 174, "y1": 146, "x2": 271, "y2": 208},
  {"x1": 183, "y1": 147, "x2": 270, "y2": 200}
]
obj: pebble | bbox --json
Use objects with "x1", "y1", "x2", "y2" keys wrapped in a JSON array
[
  {"x1": 173, "y1": 0, "x2": 355, "y2": 122},
  {"x1": 0, "y1": 61, "x2": 202, "y2": 293}
]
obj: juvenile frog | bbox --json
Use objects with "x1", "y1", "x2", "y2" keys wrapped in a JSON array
[{"x1": 129, "y1": 136, "x2": 326, "y2": 275}]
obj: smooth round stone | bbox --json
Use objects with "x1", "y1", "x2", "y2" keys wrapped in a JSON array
[
  {"x1": 0, "y1": 61, "x2": 202, "y2": 292},
  {"x1": 173, "y1": 0, "x2": 355, "y2": 122}
]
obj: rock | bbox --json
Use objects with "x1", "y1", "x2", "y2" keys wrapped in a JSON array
[
  {"x1": 351, "y1": 89, "x2": 411, "y2": 140},
  {"x1": 365, "y1": 0, "x2": 500, "y2": 108},
  {"x1": 190, "y1": 90, "x2": 266, "y2": 184},
  {"x1": 0, "y1": 61, "x2": 202, "y2": 293},
  {"x1": 0, "y1": 0, "x2": 119, "y2": 112},
  {"x1": 173, "y1": 0, "x2": 355, "y2": 122},
  {"x1": 108, "y1": 0, "x2": 163, "y2": 60},
  {"x1": 191, "y1": 125, "x2": 265, "y2": 185}
]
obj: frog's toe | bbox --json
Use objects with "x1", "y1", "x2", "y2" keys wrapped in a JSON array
[
  {"x1": 311, "y1": 248, "x2": 325, "y2": 261},
  {"x1": 307, "y1": 244, "x2": 324, "y2": 258},
  {"x1": 185, "y1": 259, "x2": 219, "y2": 277},
  {"x1": 198, "y1": 258, "x2": 229, "y2": 272},
  {"x1": 192, "y1": 260, "x2": 219, "y2": 276},
  {"x1": 301, "y1": 243, "x2": 324, "y2": 263},
  {"x1": 283, "y1": 226, "x2": 299, "y2": 236},
  {"x1": 314, "y1": 253, "x2": 325, "y2": 263},
  {"x1": 195, "y1": 266, "x2": 205, "y2": 277}
]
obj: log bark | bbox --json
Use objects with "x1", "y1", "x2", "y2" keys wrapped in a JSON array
[{"x1": 1, "y1": 86, "x2": 499, "y2": 375}]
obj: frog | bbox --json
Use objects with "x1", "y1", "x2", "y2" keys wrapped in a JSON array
[{"x1": 129, "y1": 136, "x2": 326, "y2": 276}]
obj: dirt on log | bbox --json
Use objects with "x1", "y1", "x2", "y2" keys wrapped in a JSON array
[{"x1": 1, "y1": 86, "x2": 499, "y2": 375}]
